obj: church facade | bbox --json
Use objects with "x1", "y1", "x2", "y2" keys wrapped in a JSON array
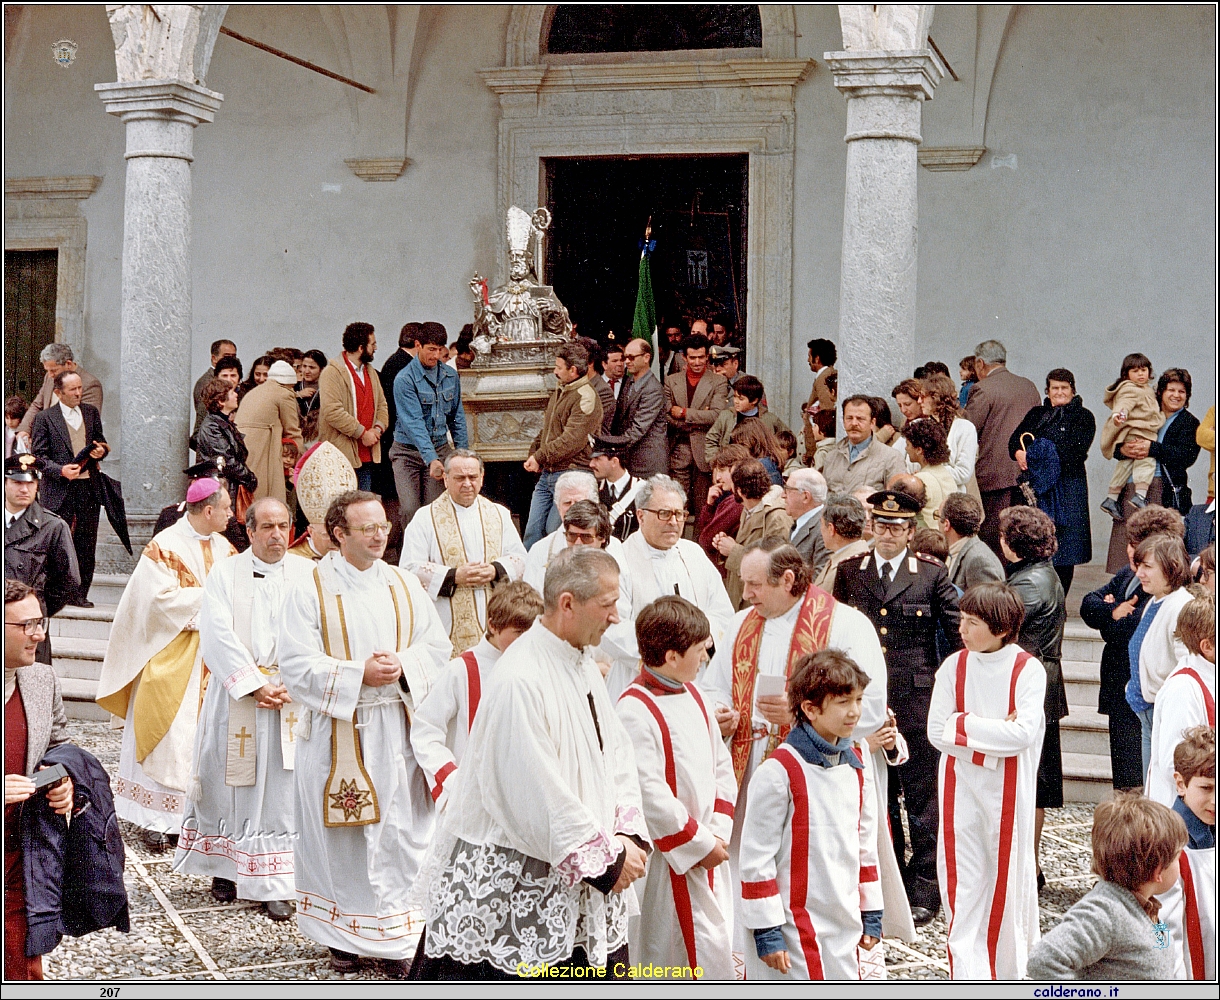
[{"x1": 4, "y1": 4, "x2": 1215, "y2": 561}]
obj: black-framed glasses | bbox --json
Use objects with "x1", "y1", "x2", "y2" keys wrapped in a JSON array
[
  {"x1": 639, "y1": 508, "x2": 687, "y2": 523},
  {"x1": 5, "y1": 617, "x2": 49, "y2": 636}
]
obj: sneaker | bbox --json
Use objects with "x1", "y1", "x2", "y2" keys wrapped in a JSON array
[
  {"x1": 329, "y1": 948, "x2": 361, "y2": 974},
  {"x1": 211, "y1": 877, "x2": 237, "y2": 903},
  {"x1": 1129, "y1": 493, "x2": 1148, "y2": 509},
  {"x1": 1100, "y1": 497, "x2": 1124, "y2": 522}
]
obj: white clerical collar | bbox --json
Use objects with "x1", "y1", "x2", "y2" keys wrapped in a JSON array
[
  {"x1": 643, "y1": 538, "x2": 677, "y2": 558},
  {"x1": 58, "y1": 400, "x2": 83, "y2": 429},
  {"x1": 183, "y1": 520, "x2": 212, "y2": 541},
  {"x1": 473, "y1": 637, "x2": 502, "y2": 666},
  {"x1": 535, "y1": 618, "x2": 585, "y2": 659},
  {"x1": 250, "y1": 553, "x2": 283, "y2": 575}
]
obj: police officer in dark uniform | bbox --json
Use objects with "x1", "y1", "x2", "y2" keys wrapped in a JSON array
[
  {"x1": 3, "y1": 453, "x2": 80, "y2": 664},
  {"x1": 833, "y1": 489, "x2": 961, "y2": 925}
]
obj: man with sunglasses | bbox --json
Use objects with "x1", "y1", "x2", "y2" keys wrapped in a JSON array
[
  {"x1": 279, "y1": 489, "x2": 449, "y2": 977},
  {"x1": 832, "y1": 490, "x2": 961, "y2": 927}
]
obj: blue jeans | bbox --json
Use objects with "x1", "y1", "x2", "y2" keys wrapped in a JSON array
[
  {"x1": 355, "y1": 463, "x2": 374, "y2": 493},
  {"x1": 1136, "y1": 706, "x2": 1155, "y2": 786},
  {"x1": 524, "y1": 471, "x2": 563, "y2": 550}
]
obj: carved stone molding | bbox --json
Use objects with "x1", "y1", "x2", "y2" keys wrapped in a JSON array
[
  {"x1": 918, "y1": 146, "x2": 986, "y2": 171},
  {"x1": 344, "y1": 157, "x2": 411, "y2": 182},
  {"x1": 5, "y1": 176, "x2": 102, "y2": 200},
  {"x1": 481, "y1": 58, "x2": 814, "y2": 95}
]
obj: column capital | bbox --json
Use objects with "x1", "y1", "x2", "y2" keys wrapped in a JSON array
[
  {"x1": 95, "y1": 79, "x2": 223, "y2": 127},
  {"x1": 822, "y1": 50, "x2": 943, "y2": 102}
]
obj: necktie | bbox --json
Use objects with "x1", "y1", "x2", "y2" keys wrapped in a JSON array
[{"x1": 881, "y1": 562, "x2": 893, "y2": 586}]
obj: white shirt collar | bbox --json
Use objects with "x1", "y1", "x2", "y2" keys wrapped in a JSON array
[
  {"x1": 5, "y1": 505, "x2": 25, "y2": 527},
  {"x1": 877, "y1": 548, "x2": 907, "y2": 578},
  {"x1": 58, "y1": 400, "x2": 83, "y2": 429},
  {"x1": 793, "y1": 505, "x2": 821, "y2": 533},
  {"x1": 607, "y1": 470, "x2": 631, "y2": 494}
]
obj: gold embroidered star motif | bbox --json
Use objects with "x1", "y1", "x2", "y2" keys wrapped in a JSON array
[{"x1": 328, "y1": 779, "x2": 373, "y2": 822}]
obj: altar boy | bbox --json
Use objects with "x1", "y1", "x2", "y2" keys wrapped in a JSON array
[
  {"x1": 410, "y1": 581, "x2": 543, "y2": 810},
  {"x1": 616, "y1": 597, "x2": 737, "y2": 980},
  {"x1": 737, "y1": 649, "x2": 883, "y2": 980}
]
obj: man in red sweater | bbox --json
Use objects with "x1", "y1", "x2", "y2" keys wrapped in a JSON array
[{"x1": 663, "y1": 334, "x2": 731, "y2": 527}]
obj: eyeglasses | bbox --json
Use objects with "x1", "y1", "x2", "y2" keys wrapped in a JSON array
[
  {"x1": 872, "y1": 522, "x2": 910, "y2": 536},
  {"x1": 564, "y1": 530, "x2": 601, "y2": 545},
  {"x1": 5, "y1": 617, "x2": 49, "y2": 636},
  {"x1": 624, "y1": 352, "x2": 645, "y2": 360},
  {"x1": 640, "y1": 508, "x2": 687, "y2": 523},
  {"x1": 347, "y1": 521, "x2": 392, "y2": 537}
]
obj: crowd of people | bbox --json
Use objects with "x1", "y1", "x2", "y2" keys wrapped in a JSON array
[{"x1": 3, "y1": 318, "x2": 1216, "y2": 982}]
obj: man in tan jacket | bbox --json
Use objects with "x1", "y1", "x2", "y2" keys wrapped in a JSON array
[
  {"x1": 234, "y1": 361, "x2": 303, "y2": 503},
  {"x1": 819, "y1": 395, "x2": 905, "y2": 496},
  {"x1": 15, "y1": 343, "x2": 103, "y2": 446},
  {"x1": 664, "y1": 333, "x2": 730, "y2": 524},
  {"x1": 813, "y1": 493, "x2": 872, "y2": 593},
  {"x1": 317, "y1": 322, "x2": 389, "y2": 492},
  {"x1": 802, "y1": 337, "x2": 838, "y2": 461}
]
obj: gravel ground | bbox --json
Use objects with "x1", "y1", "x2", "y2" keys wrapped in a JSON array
[{"x1": 43, "y1": 720, "x2": 1097, "y2": 982}]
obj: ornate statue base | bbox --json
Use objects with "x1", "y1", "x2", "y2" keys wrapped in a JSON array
[{"x1": 461, "y1": 339, "x2": 564, "y2": 463}]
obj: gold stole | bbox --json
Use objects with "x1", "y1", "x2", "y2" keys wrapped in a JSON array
[
  {"x1": 431, "y1": 493, "x2": 502, "y2": 656},
  {"x1": 729, "y1": 584, "x2": 836, "y2": 786},
  {"x1": 313, "y1": 565, "x2": 414, "y2": 828}
]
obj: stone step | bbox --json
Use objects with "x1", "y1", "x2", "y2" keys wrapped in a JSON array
[
  {"x1": 88, "y1": 572, "x2": 130, "y2": 606},
  {"x1": 50, "y1": 604, "x2": 117, "y2": 641},
  {"x1": 58, "y1": 676, "x2": 109, "y2": 721},
  {"x1": 1062, "y1": 621, "x2": 1104, "y2": 664},
  {"x1": 1062, "y1": 659, "x2": 1101, "y2": 707},
  {"x1": 1061, "y1": 705, "x2": 1110, "y2": 757},
  {"x1": 1063, "y1": 751, "x2": 1113, "y2": 804},
  {"x1": 51, "y1": 636, "x2": 108, "y2": 682}
]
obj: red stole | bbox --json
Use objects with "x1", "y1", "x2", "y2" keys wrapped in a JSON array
[{"x1": 729, "y1": 584, "x2": 835, "y2": 785}]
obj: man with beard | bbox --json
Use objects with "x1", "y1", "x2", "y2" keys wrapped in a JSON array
[{"x1": 318, "y1": 322, "x2": 389, "y2": 493}]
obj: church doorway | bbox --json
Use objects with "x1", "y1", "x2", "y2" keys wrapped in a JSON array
[
  {"x1": 4, "y1": 248, "x2": 58, "y2": 401},
  {"x1": 544, "y1": 155, "x2": 748, "y2": 359}
]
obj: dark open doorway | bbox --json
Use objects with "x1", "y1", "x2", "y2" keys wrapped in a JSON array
[
  {"x1": 544, "y1": 155, "x2": 748, "y2": 357},
  {"x1": 4, "y1": 249, "x2": 58, "y2": 402}
]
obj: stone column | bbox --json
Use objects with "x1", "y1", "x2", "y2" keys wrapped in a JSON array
[
  {"x1": 824, "y1": 50, "x2": 942, "y2": 401},
  {"x1": 95, "y1": 80, "x2": 222, "y2": 553}
]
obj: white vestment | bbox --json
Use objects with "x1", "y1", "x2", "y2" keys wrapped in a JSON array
[
  {"x1": 601, "y1": 533, "x2": 735, "y2": 698},
  {"x1": 409, "y1": 638, "x2": 501, "y2": 810},
  {"x1": 172, "y1": 550, "x2": 313, "y2": 899},
  {"x1": 616, "y1": 677, "x2": 736, "y2": 980},
  {"x1": 399, "y1": 494, "x2": 526, "y2": 642},
  {"x1": 525, "y1": 530, "x2": 636, "y2": 699},
  {"x1": 928, "y1": 646, "x2": 1046, "y2": 980},
  {"x1": 278, "y1": 552, "x2": 450, "y2": 958},
  {"x1": 1162, "y1": 837, "x2": 1216, "y2": 981},
  {"x1": 700, "y1": 596, "x2": 888, "y2": 967},
  {"x1": 738, "y1": 740, "x2": 883, "y2": 979},
  {"x1": 417, "y1": 619, "x2": 649, "y2": 974},
  {"x1": 1147, "y1": 655, "x2": 1215, "y2": 807},
  {"x1": 99, "y1": 517, "x2": 234, "y2": 834}
]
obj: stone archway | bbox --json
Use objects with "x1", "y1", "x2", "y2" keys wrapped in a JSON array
[{"x1": 483, "y1": 4, "x2": 811, "y2": 419}]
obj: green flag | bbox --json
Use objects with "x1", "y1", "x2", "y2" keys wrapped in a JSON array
[{"x1": 632, "y1": 233, "x2": 658, "y2": 374}]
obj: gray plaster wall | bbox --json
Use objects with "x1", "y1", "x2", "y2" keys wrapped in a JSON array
[{"x1": 5, "y1": 4, "x2": 1215, "y2": 563}]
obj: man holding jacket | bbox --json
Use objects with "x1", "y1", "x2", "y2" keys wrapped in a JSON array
[{"x1": 522, "y1": 341, "x2": 602, "y2": 549}]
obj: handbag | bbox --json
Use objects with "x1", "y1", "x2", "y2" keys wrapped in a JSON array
[{"x1": 235, "y1": 484, "x2": 254, "y2": 521}]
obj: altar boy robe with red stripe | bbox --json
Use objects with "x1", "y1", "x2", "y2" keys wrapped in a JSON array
[
  {"x1": 409, "y1": 638, "x2": 500, "y2": 810},
  {"x1": 617, "y1": 673, "x2": 737, "y2": 979},
  {"x1": 928, "y1": 646, "x2": 1046, "y2": 980},
  {"x1": 737, "y1": 738, "x2": 882, "y2": 979}
]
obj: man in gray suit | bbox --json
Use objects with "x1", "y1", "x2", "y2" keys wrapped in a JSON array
[
  {"x1": 596, "y1": 338, "x2": 668, "y2": 477},
  {"x1": 939, "y1": 492, "x2": 1006, "y2": 591},
  {"x1": 784, "y1": 466, "x2": 829, "y2": 573}
]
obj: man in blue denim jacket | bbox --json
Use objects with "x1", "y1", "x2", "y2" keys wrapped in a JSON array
[{"x1": 391, "y1": 323, "x2": 468, "y2": 526}]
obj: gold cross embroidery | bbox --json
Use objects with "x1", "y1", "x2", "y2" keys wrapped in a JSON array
[
  {"x1": 283, "y1": 711, "x2": 297, "y2": 740},
  {"x1": 234, "y1": 726, "x2": 253, "y2": 758}
]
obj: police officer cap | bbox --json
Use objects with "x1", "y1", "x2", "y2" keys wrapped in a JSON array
[
  {"x1": 709, "y1": 345, "x2": 741, "y2": 360},
  {"x1": 866, "y1": 490, "x2": 920, "y2": 524},
  {"x1": 4, "y1": 453, "x2": 43, "y2": 481},
  {"x1": 183, "y1": 458, "x2": 225, "y2": 479},
  {"x1": 590, "y1": 444, "x2": 627, "y2": 461}
]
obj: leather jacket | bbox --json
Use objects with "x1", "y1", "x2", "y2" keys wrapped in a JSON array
[
  {"x1": 1006, "y1": 558, "x2": 1068, "y2": 719},
  {"x1": 193, "y1": 412, "x2": 258, "y2": 493}
]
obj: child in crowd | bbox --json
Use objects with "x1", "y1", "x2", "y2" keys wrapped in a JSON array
[
  {"x1": 958, "y1": 356, "x2": 976, "y2": 408},
  {"x1": 1160, "y1": 726, "x2": 1216, "y2": 981},
  {"x1": 1027, "y1": 794, "x2": 1186, "y2": 980},
  {"x1": 1147, "y1": 594, "x2": 1215, "y2": 807},
  {"x1": 4, "y1": 395, "x2": 28, "y2": 459},
  {"x1": 912, "y1": 526, "x2": 950, "y2": 565},
  {"x1": 1100, "y1": 352, "x2": 1164, "y2": 521},
  {"x1": 616, "y1": 596, "x2": 736, "y2": 980},
  {"x1": 738, "y1": 649, "x2": 883, "y2": 980},
  {"x1": 929, "y1": 583, "x2": 1046, "y2": 979},
  {"x1": 774, "y1": 428, "x2": 804, "y2": 476},
  {"x1": 409, "y1": 581, "x2": 542, "y2": 809}
]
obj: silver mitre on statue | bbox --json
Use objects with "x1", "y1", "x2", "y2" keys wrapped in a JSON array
[{"x1": 470, "y1": 206, "x2": 572, "y2": 366}]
